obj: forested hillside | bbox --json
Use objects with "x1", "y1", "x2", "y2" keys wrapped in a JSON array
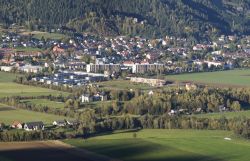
[{"x1": 0, "y1": 0, "x2": 249, "y2": 39}]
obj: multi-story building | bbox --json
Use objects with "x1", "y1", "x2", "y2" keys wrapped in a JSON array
[
  {"x1": 132, "y1": 64, "x2": 164, "y2": 74},
  {"x1": 86, "y1": 64, "x2": 121, "y2": 73}
]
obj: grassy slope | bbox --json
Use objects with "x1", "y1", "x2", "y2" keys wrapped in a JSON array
[
  {"x1": 0, "y1": 103, "x2": 68, "y2": 124},
  {"x1": 21, "y1": 99, "x2": 65, "y2": 109},
  {"x1": 0, "y1": 83, "x2": 67, "y2": 98},
  {"x1": 167, "y1": 69, "x2": 250, "y2": 87},
  {"x1": 32, "y1": 32, "x2": 67, "y2": 40},
  {"x1": 65, "y1": 129, "x2": 250, "y2": 161},
  {"x1": 98, "y1": 80, "x2": 156, "y2": 90},
  {"x1": 0, "y1": 72, "x2": 20, "y2": 83},
  {"x1": 194, "y1": 110, "x2": 250, "y2": 119},
  {"x1": 0, "y1": 72, "x2": 68, "y2": 98},
  {"x1": 0, "y1": 72, "x2": 70, "y2": 124}
]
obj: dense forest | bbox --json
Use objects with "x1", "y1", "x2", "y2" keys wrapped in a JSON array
[{"x1": 0, "y1": 0, "x2": 249, "y2": 39}]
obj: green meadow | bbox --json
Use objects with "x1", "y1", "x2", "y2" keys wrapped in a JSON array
[
  {"x1": 0, "y1": 72, "x2": 70, "y2": 124},
  {"x1": 0, "y1": 103, "x2": 67, "y2": 124},
  {"x1": 14, "y1": 47, "x2": 44, "y2": 52},
  {"x1": 21, "y1": 99, "x2": 65, "y2": 109},
  {"x1": 0, "y1": 83, "x2": 67, "y2": 98},
  {"x1": 98, "y1": 80, "x2": 156, "y2": 90},
  {"x1": 167, "y1": 69, "x2": 250, "y2": 87},
  {"x1": 0, "y1": 72, "x2": 68, "y2": 98},
  {"x1": 32, "y1": 32, "x2": 67, "y2": 40},
  {"x1": 65, "y1": 129, "x2": 250, "y2": 161},
  {"x1": 0, "y1": 72, "x2": 20, "y2": 83},
  {"x1": 194, "y1": 110, "x2": 250, "y2": 119}
]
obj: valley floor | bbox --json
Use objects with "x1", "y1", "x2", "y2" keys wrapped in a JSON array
[{"x1": 64, "y1": 129, "x2": 250, "y2": 161}]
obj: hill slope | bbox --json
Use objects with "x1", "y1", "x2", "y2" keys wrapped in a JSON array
[{"x1": 0, "y1": 0, "x2": 249, "y2": 39}]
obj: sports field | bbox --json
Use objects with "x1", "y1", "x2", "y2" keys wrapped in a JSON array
[
  {"x1": 167, "y1": 69, "x2": 250, "y2": 87},
  {"x1": 0, "y1": 103, "x2": 68, "y2": 124},
  {"x1": 65, "y1": 129, "x2": 250, "y2": 161}
]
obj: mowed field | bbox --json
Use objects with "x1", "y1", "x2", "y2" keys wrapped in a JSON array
[
  {"x1": 167, "y1": 69, "x2": 250, "y2": 87},
  {"x1": 21, "y1": 31, "x2": 67, "y2": 40},
  {"x1": 33, "y1": 32, "x2": 67, "y2": 40},
  {"x1": 0, "y1": 83, "x2": 68, "y2": 98},
  {"x1": 0, "y1": 72, "x2": 20, "y2": 83},
  {"x1": 0, "y1": 72, "x2": 70, "y2": 124},
  {"x1": 65, "y1": 129, "x2": 250, "y2": 161},
  {"x1": 0, "y1": 72, "x2": 68, "y2": 98},
  {"x1": 0, "y1": 103, "x2": 68, "y2": 124}
]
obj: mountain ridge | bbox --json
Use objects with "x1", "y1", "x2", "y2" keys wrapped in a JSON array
[{"x1": 0, "y1": 0, "x2": 249, "y2": 39}]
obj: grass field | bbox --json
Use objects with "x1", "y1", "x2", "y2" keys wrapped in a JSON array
[
  {"x1": 65, "y1": 129, "x2": 250, "y2": 161},
  {"x1": 0, "y1": 72, "x2": 20, "y2": 83},
  {"x1": 167, "y1": 69, "x2": 250, "y2": 87},
  {"x1": 0, "y1": 72, "x2": 68, "y2": 98},
  {"x1": 194, "y1": 110, "x2": 250, "y2": 119},
  {"x1": 98, "y1": 80, "x2": 156, "y2": 90},
  {"x1": 32, "y1": 32, "x2": 67, "y2": 40},
  {"x1": 21, "y1": 99, "x2": 65, "y2": 109},
  {"x1": 0, "y1": 103, "x2": 68, "y2": 124},
  {"x1": 0, "y1": 72, "x2": 70, "y2": 124},
  {"x1": 0, "y1": 83, "x2": 67, "y2": 98},
  {"x1": 14, "y1": 47, "x2": 44, "y2": 52}
]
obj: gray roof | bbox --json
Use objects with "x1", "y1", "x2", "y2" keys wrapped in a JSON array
[{"x1": 25, "y1": 121, "x2": 44, "y2": 129}]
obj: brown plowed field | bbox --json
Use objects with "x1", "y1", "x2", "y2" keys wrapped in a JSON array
[{"x1": 0, "y1": 141, "x2": 91, "y2": 161}]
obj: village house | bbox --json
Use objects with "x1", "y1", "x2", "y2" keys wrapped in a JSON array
[
  {"x1": 19, "y1": 65, "x2": 43, "y2": 73},
  {"x1": 81, "y1": 92, "x2": 108, "y2": 103},
  {"x1": 168, "y1": 109, "x2": 177, "y2": 116},
  {"x1": 0, "y1": 66, "x2": 14, "y2": 72},
  {"x1": 81, "y1": 94, "x2": 93, "y2": 103},
  {"x1": 93, "y1": 92, "x2": 108, "y2": 101},
  {"x1": 53, "y1": 120, "x2": 66, "y2": 127},
  {"x1": 185, "y1": 83, "x2": 197, "y2": 91},
  {"x1": 11, "y1": 121, "x2": 23, "y2": 129},
  {"x1": 148, "y1": 90, "x2": 154, "y2": 96},
  {"x1": 23, "y1": 122, "x2": 44, "y2": 131},
  {"x1": 52, "y1": 45, "x2": 66, "y2": 53},
  {"x1": 66, "y1": 120, "x2": 79, "y2": 126}
]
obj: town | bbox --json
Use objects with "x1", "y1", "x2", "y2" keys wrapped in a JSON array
[
  {"x1": 0, "y1": 26, "x2": 250, "y2": 88},
  {"x1": 0, "y1": 1, "x2": 250, "y2": 161}
]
